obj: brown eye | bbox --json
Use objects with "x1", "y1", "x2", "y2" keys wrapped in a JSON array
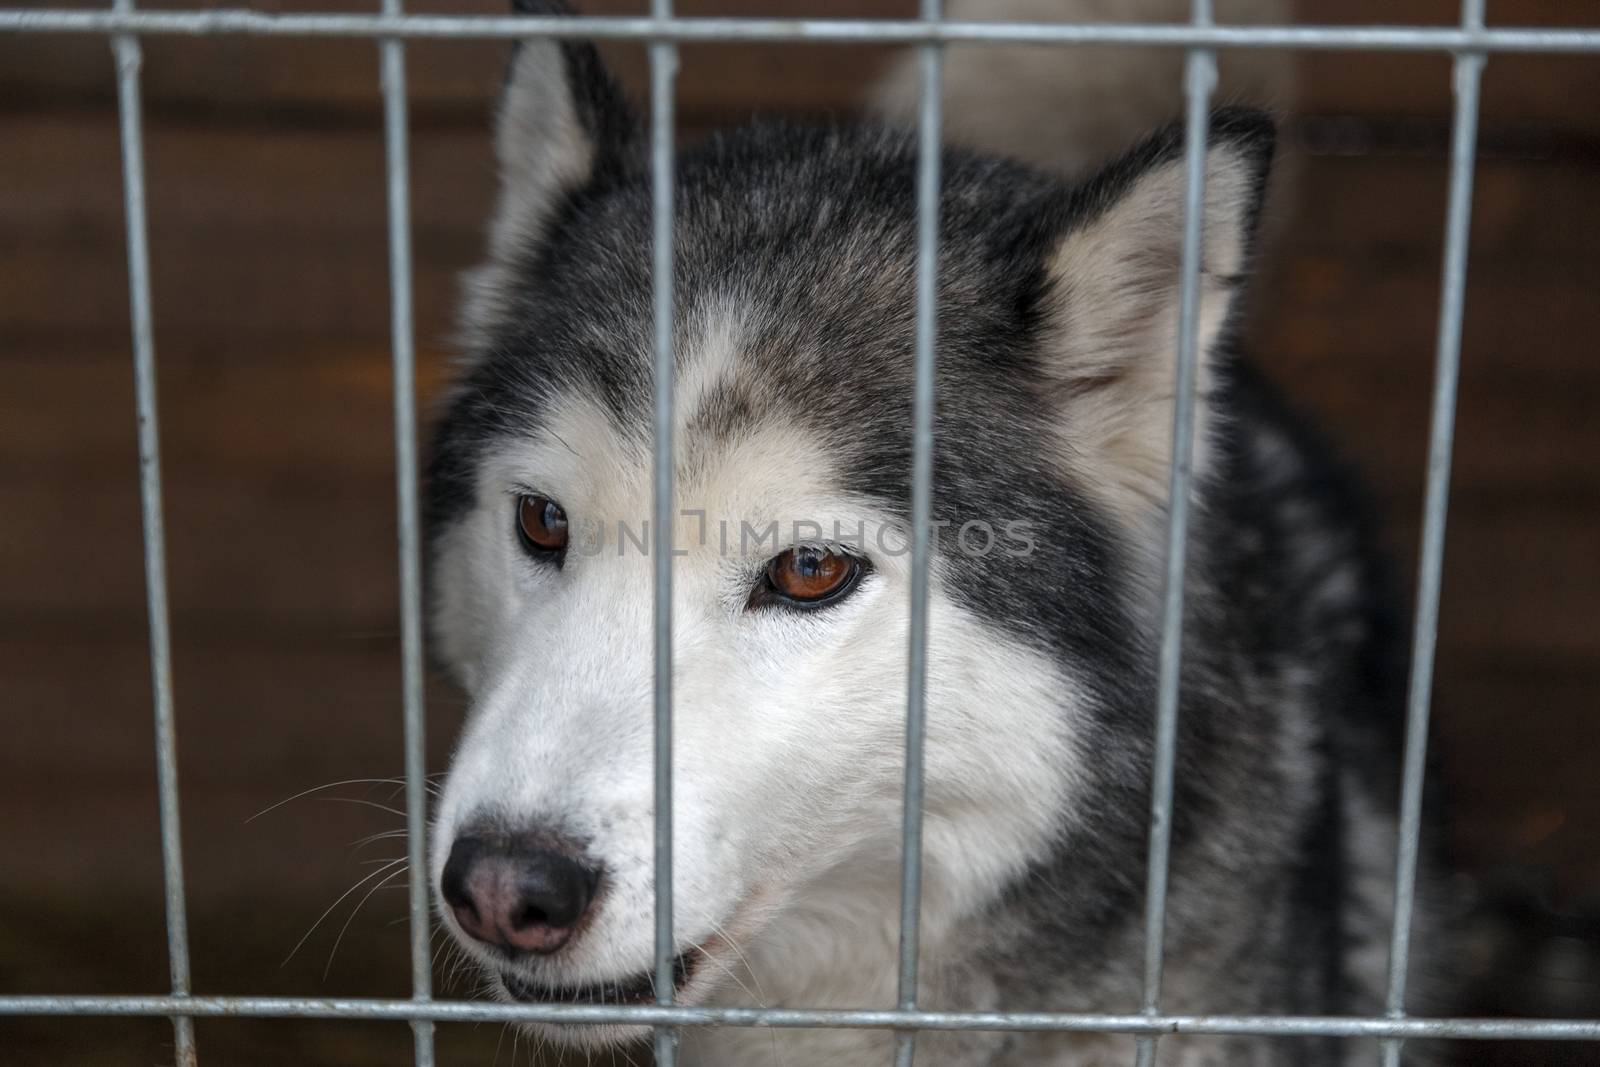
[
  {"x1": 755, "y1": 546, "x2": 865, "y2": 609},
  {"x1": 516, "y1": 494, "x2": 569, "y2": 554}
]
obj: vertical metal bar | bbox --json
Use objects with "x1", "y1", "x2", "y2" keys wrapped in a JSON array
[
  {"x1": 1133, "y1": 3, "x2": 1214, "y2": 1065},
  {"x1": 894, "y1": 3, "x2": 942, "y2": 1066},
  {"x1": 378, "y1": 1, "x2": 435, "y2": 1063},
  {"x1": 111, "y1": 1, "x2": 197, "y2": 1061},
  {"x1": 650, "y1": 3, "x2": 680, "y2": 1064},
  {"x1": 1381, "y1": 2, "x2": 1485, "y2": 1064}
]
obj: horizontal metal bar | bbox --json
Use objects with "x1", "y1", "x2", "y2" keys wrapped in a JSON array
[
  {"x1": 3, "y1": 10, "x2": 1600, "y2": 52},
  {"x1": 2, "y1": 996, "x2": 1599, "y2": 1041}
]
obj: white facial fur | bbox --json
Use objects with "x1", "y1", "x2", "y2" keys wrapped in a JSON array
[{"x1": 428, "y1": 318, "x2": 1087, "y2": 1044}]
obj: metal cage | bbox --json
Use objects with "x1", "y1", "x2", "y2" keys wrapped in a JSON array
[{"x1": 3, "y1": 3, "x2": 1600, "y2": 1066}]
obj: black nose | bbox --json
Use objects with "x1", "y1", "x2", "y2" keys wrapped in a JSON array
[{"x1": 441, "y1": 833, "x2": 601, "y2": 956}]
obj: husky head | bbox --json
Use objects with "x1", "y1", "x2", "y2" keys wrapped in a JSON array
[{"x1": 427, "y1": 1, "x2": 1273, "y2": 1045}]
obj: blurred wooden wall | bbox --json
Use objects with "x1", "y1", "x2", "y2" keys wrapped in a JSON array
[{"x1": 2, "y1": 2, "x2": 1598, "y2": 1064}]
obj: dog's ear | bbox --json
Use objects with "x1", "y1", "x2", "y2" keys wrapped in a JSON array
[
  {"x1": 489, "y1": 0, "x2": 640, "y2": 261},
  {"x1": 1039, "y1": 108, "x2": 1274, "y2": 528}
]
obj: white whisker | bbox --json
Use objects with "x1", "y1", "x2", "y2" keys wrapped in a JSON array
[
  {"x1": 282, "y1": 856, "x2": 408, "y2": 967},
  {"x1": 245, "y1": 777, "x2": 431, "y2": 823},
  {"x1": 326, "y1": 796, "x2": 409, "y2": 819},
  {"x1": 323, "y1": 864, "x2": 410, "y2": 979}
]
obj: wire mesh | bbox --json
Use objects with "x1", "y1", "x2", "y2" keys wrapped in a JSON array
[{"x1": 3, "y1": 3, "x2": 1599, "y2": 1064}]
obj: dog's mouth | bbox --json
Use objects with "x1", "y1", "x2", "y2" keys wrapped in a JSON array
[{"x1": 498, "y1": 951, "x2": 696, "y2": 1006}]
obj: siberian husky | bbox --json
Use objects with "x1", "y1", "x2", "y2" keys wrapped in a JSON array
[{"x1": 424, "y1": 2, "x2": 1429, "y2": 1064}]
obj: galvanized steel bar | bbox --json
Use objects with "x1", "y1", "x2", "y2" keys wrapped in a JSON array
[
  {"x1": 1135, "y1": 0, "x2": 1215, "y2": 1055},
  {"x1": 649, "y1": 4, "x2": 681, "y2": 1063},
  {"x1": 1381, "y1": 2, "x2": 1486, "y2": 1065},
  {"x1": 111, "y1": 1, "x2": 197, "y2": 1061},
  {"x1": 5, "y1": 11, "x2": 1600, "y2": 52},
  {"x1": 6, "y1": 995, "x2": 1600, "y2": 1041},
  {"x1": 894, "y1": 6, "x2": 942, "y2": 1065},
  {"x1": 1133, "y1": 5, "x2": 1215, "y2": 1066},
  {"x1": 377, "y1": 1, "x2": 435, "y2": 1064}
]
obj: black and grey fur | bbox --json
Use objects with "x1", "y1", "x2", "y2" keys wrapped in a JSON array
[{"x1": 423, "y1": 4, "x2": 1439, "y2": 1065}]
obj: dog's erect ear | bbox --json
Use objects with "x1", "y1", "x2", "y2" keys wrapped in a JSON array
[
  {"x1": 489, "y1": 0, "x2": 639, "y2": 260},
  {"x1": 1039, "y1": 108, "x2": 1274, "y2": 528}
]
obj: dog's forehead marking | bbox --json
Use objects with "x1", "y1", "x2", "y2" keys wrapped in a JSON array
[
  {"x1": 675, "y1": 303, "x2": 747, "y2": 437},
  {"x1": 508, "y1": 339, "x2": 848, "y2": 548},
  {"x1": 503, "y1": 302, "x2": 750, "y2": 496}
]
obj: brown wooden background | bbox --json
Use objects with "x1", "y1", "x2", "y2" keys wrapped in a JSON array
[{"x1": 2, "y1": 2, "x2": 1598, "y2": 1064}]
